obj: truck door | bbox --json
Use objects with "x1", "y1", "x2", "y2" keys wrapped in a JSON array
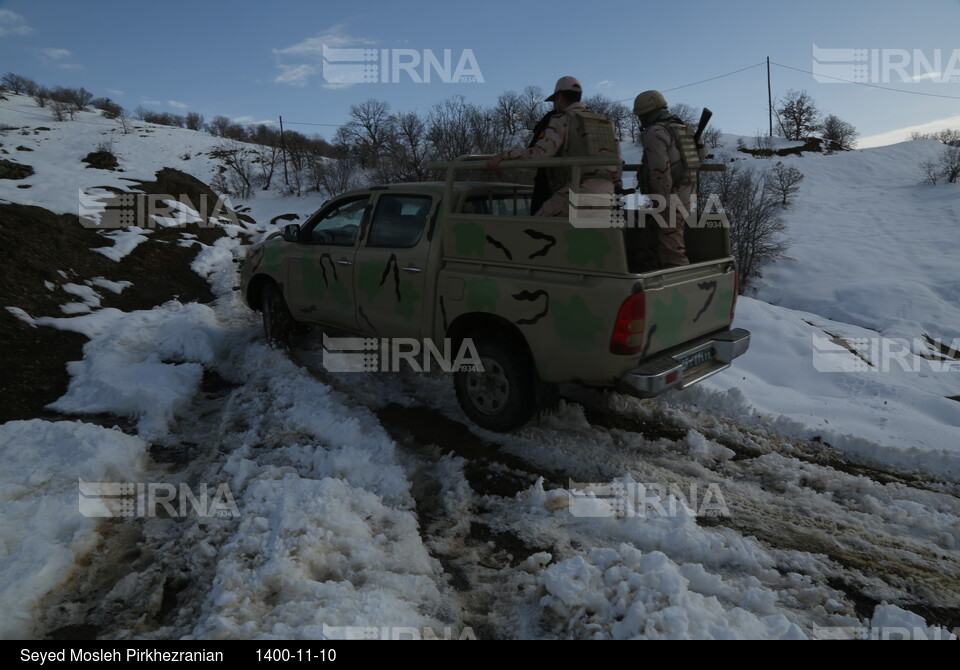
[
  {"x1": 353, "y1": 193, "x2": 435, "y2": 339},
  {"x1": 286, "y1": 194, "x2": 370, "y2": 332}
]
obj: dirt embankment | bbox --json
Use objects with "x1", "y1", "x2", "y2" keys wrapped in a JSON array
[{"x1": 0, "y1": 168, "x2": 239, "y2": 423}]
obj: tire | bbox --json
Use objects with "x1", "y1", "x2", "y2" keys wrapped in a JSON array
[
  {"x1": 454, "y1": 336, "x2": 537, "y2": 432},
  {"x1": 261, "y1": 282, "x2": 294, "y2": 348}
]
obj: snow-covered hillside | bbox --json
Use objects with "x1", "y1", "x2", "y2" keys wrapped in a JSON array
[{"x1": 0, "y1": 93, "x2": 957, "y2": 640}]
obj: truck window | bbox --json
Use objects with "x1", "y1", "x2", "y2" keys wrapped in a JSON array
[
  {"x1": 304, "y1": 195, "x2": 369, "y2": 246},
  {"x1": 366, "y1": 194, "x2": 433, "y2": 248},
  {"x1": 463, "y1": 193, "x2": 531, "y2": 216}
]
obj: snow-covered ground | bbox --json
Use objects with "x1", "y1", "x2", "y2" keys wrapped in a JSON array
[{"x1": 0, "y1": 94, "x2": 958, "y2": 639}]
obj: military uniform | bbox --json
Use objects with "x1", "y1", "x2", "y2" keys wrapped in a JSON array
[
  {"x1": 637, "y1": 101, "x2": 705, "y2": 268},
  {"x1": 490, "y1": 77, "x2": 622, "y2": 218}
]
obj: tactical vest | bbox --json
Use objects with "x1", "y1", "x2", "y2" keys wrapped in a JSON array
[
  {"x1": 546, "y1": 107, "x2": 620, "y2": 193},
  {"x1": 661, "y1": 116, "x2": 701, "y2": 186}
]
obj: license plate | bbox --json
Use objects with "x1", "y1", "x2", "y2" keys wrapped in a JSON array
[{"x1": 678, "y1": 348, "x2": 713, "y2": 372}]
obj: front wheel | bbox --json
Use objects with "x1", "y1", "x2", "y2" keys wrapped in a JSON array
[
  {"x1": 454, "y1": 337, "x2": 537, "y2": 432},
  {"x1": 261, "y1": 282, "x2": 294, "y2": 347}
]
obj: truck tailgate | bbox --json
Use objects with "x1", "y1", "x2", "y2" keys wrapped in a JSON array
[{"x1": 639, "y1": 261, "x2": 738, "y2": 359}]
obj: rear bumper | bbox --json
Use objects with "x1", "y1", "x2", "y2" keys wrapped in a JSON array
[{"x1": 618, "y1": 328, "x2": 750, "y2": 398}]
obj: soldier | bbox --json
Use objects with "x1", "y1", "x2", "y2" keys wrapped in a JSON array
[
  {"x1": 488, "y1": 76, "x2": 622, "y2": 217},
  {"x1": 634, "y1": 90, "x2": 704, "y2": 268}
]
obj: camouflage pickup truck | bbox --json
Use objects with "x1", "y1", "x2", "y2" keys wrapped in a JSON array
[{"x1": 240, "y1": 155, "x2": 749, "y2": 431}]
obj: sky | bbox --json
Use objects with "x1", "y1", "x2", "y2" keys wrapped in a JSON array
[{"x1": 1, "y1": 0, "x2": 959, "y2": 147}]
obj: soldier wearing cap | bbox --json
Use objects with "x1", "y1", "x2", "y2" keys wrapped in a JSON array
[
  {"x1": 634, "y1": 89, "x2": 704, "y2": 268},
  {"x1": 488, "y1": 76, "x2": 622, "y2": 217}
]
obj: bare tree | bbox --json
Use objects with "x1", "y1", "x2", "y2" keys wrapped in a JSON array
[
  {"x1": 389, "y1": 110, "x2": 429, "y2": 181},
  {"x1": 50, "y1": 99, "x2": 73, "y2": 121},
  {"x1": 703, "y1": 126, "x2": 723, "y2": 149},
  {"x1": 670, "y1": 102, "x2": 700, "y2": 128},
  {"x1": 776, "y1": 89, "x2": 821, "y2": 141},
  {"x1": 765, "y1": 161, "x2": 804, "y2": 206},
  {"x1": 32, "y1": 86, "x2": 50, "y2": 108},
  {"x1": 309, "y1": 156, "x2": 361, "y2": 198},
  {"x1": 90, "y1": 97, "x2": 123, "y2": 119},
  {"x1": 212, "y1": 142, "x2": 256, "y2": 198},
  {"x1": 822, "y1": 114, "x2": 858, "y2": 150},
  {"x1": 700, "y1": 163, "x2": 789, "y2": 292},
  {"x1": 933, "y1": 128, "x2": 960, "y2": 144},
  {"x1": 519, "y1": 85, "x2": 546, "y2": 131},
  {"x1": 65, "y1": 87, "x2": 93, "y2": 112},
  {"x1": 918, "y1": 144, "x2": 960, "y2": 184},
  {"x1": 1, "y1": 73, "x2": 36, "y2": 95},
  {"x1": 606, "y1": 101, "x2": 631, "y2": 142},
  {"x1": 427, "y1": 95, "x2": 479, "y2": 162},
  {"x1": 940, "y1": 145, "x2": 960, "y2": 183},
  {"x1": 340, "y1": 99, "x2": 393, "y2": 168},
  {"x1": 753, "y1": 130, "x2": 773, "y2": 153},
  {"x1": 185, "y1": 112, "x2": 205, "y2": 131},
  {"x1": 207, "y1": 115, "x2": 232, "y2": 137},
  {"x1": 494, "y1": 89, "x2": 524, "y2": 139},
  {"x1": 919, "y1": 158, "x2": 941, "y2": 185}
]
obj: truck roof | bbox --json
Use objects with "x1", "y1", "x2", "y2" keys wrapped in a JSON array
[{"x1": 336, "y1": 181, "x2": 531, "y2": 198}]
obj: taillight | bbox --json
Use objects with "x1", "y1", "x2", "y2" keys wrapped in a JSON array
[
  {"x1": 731, "y1": 270, "x2": 739, "y2": 321},
  {"x1": 610, "y1": 292, "x2": 646, "y2": 355}
]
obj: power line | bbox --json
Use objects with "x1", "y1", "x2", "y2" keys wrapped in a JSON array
[
  {"x1": 771, "y1": 61, "x2": 960, "y2": 100},
  {"x1": 614, "y1": 61, "x2": 768, "y2": 103}
]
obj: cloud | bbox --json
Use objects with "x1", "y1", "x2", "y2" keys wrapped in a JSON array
[
  {"x1": 40, "y1": 47, "x2": 71, "y2": 60},
  {"x1": 859, "y1": 114, "x2": 960, "y2": 148},
  {"x1": 909, "y1": 71, "x2": 943, "y2": 83},
  {"x1": 594, "y1": 80, "x2": 615, "y2": 88},
  {"x1": 273, "y1": 24, "x2": 375, "y2": 57},
  {"x1": 167, "y1": 100, "x2": 188, "y2": 109},
  {"x1": 0, "y1": 9, "x2": 34, "y2": 37},
  {"x1": 274, "y1": 63, "x2": 318, "y2": 87},
  {"x1": 36, "y1": 47, "x2": 82, "y2": 70},
  {"x1": 107, "y1": 89, "x2": 125, "y2": 97},
  {"x1": 272, "y1": 25, "x2": 375, "y2": 87}
]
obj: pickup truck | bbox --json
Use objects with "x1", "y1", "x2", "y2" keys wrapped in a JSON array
[{"x1": 239, "y1": 155, "x2": 749, "y2": 431}]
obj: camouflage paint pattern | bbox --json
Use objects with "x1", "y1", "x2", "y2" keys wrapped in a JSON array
[{"x1": 240, "y1": 181, "x2": 741, "y2": 388}]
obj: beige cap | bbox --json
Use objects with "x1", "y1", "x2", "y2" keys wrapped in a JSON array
[{"x1": 545, "y1": 76, "x2": 583, "y2": 102}]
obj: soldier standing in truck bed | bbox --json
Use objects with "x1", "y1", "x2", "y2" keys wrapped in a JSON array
[
  {"x1": 487, "y1": 76, "x2": 621, "y2": 217},
  {"x1": 634, "y1": 89, "x2": 705, "y2": 268}
]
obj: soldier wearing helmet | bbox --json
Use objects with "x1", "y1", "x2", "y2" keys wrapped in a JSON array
[
  {"x1": 488, "y1": 76, "x2": 622, "y2": 217},
  {"x1": 634, "y1": 89, "x2": 705, "y2": 268}
]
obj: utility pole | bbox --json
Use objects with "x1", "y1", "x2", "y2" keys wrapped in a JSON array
[
  {"x1": 279, "y1": 115, "x2": 290, "y2": 190},
  {"x1": 767, "y1": 57, "x2": 773, "y2": 137}
]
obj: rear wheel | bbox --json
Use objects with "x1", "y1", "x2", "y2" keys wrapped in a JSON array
[
  {"x1": 454, "y1": 336, "x2": 536, "y2": 432},
  {"x1": 261, "y1": 282, "x2": 294, "y2": 347}
]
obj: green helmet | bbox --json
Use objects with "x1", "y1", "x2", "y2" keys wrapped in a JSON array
[{"x1": 633, "y1": 90, "x2": 667, "y2": 117}]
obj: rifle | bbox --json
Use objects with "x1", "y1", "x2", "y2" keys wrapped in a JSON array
[{"x1": 694, "y1": 107, "x2": 713, "y2": 145}]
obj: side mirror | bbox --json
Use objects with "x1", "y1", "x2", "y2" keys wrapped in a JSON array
[{"x1": 282, "y1": 223, "x2": 301, "y2": 242}]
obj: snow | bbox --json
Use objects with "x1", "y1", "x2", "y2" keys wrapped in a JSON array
[
  {"x1": 0, "y1": 420, "x2": 149, "y2": 639},
  {"x1": 1, "y1": 95, "x2": 958, "y2": 640},
  {"x1": 41, "y1": 301, "x2": 227, "y2": 439},
  {"x1": 92, "y1": 226, "x2": 152, "y2": 262}
]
